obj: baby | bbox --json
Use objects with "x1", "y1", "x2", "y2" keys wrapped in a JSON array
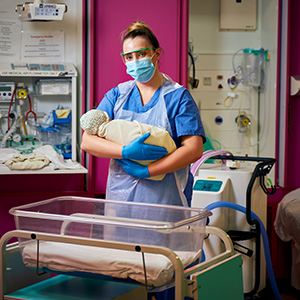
[{"x1": 80, "y1": 109, "x2": 177, "y2": 181}]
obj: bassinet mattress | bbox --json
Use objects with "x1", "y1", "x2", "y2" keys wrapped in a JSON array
[{"x1": 21, "y1": 241, "x2": 198, "y2": 287}]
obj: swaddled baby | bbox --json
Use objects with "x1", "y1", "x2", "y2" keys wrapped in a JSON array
[{"x1": 80, "y1": 109, "x2": 177, "y2": 181}]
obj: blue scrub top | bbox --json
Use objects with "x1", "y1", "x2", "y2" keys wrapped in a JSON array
[
  {"x1": 98, "y1": 84, "x2": 206, "y2": 147},
  {"x1": 97, "y1": 83, "x2": 206, "y2": 205}
]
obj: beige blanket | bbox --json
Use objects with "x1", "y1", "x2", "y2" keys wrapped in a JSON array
[
  {"x1": 5, "y1": 154, "x2": 50, "y2": 170},
  {"x1": 81, "y1": 110, "x2": 177, "y2": 181}
]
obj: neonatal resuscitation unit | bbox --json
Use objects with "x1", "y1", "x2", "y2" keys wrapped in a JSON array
[
  {"x1": 192, "y1": 154, "x2": 276, "y2": 298},
  {"x1": 0, "y1": 62, "x2": 78, "y2": 160}
]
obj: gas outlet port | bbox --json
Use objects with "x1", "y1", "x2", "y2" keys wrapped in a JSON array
[{"x1": 215, "y1": 116, "x2": 223, "y2": 125}]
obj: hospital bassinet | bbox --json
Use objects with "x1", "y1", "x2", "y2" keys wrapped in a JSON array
[
  {"x1": 9, "y1": 196, "x2": 211, "y2": 287},
  {"x1": 1, "y1": 196, "x2": 244, "y2": 300}
]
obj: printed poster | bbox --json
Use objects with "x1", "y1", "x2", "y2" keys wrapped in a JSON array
[
  {"x1": 0, "y1": 18, "x2": 21, "y2": 61},
  {"x1": 21, "y1": 31, "x2": 64, "y2": 62}
]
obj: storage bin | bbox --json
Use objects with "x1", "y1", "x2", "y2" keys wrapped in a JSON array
[{"x1": 10, "y1": 196, "x2": 211, "y2": 254}]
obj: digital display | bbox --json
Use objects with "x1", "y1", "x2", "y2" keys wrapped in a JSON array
[
  {"x1": 0, "y1": 86, "x2": 12, "y2": 92},
  {"x1": 0, "y1": 84, "x2": 14, "y2": 101},
  {"x1": 193, "y1": 180, "x2": 223, "y2": 192}
]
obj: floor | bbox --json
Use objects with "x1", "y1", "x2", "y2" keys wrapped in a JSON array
[
  {"x1": 255, "y1": 280, "x2": 300, "y2": 300},
  {"x1": 260, "y1": 291, "x2": 300, "y2": 300},
  {"x1": 281, "y1": 295, "x2": 299, "y2": 300}
]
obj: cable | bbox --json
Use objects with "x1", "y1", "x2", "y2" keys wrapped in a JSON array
[
  {"x1": 188, "y1": 51, "x2": 199, "y2": 89},
  {"x1": 190, "y1": 149, "x2": 233, "y2": 176},
  {"x1": 232, "y1": 48, "x2": 244, "y2": 75},
  {"x1": 223, "y1": 88, "x2": 244, "y2": 108},
  {"x1": 19, "y1": 104, "x2": 28, "y2": 135},
  {"x1": 25, "y1": 95, "x2": 37, "y2": 122},
  {"x1": 7, "y1": 87, "x2": 17, "y2": 131}
]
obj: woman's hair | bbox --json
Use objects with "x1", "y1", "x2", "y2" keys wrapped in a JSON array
[{"x1": 122, "y1": 21, "x2": 160, "y2": 49}]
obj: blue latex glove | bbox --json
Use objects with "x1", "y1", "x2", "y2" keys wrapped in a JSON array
[
  {"x1": 121, "y1": 132, "x2": 167, "y2": 160},
  {"x1": 116, "y1": 159, "x2": 150, "y2": 179}
]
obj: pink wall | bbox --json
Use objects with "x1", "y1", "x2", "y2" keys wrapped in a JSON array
[
  {"x1": 90, "y1": 0, "x2": 189, "y2": 193},
  {"x1": 93, "y1": 1, "x2": 182, "y2": 103},
  {"x1": 0, "y1": 174, "x2": 87, "y2": 237}
]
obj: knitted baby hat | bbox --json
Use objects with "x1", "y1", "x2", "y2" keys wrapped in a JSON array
[{"x1": 80, "y1": 109, "x2": 110, "y2": 135}]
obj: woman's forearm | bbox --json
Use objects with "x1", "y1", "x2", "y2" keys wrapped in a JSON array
[
  {"x1": 81, "y1": 132, "x2": 123, "y2": 159},
  {"x1": 81, "y1": 132, "x2": 204, "y2": 177},
  {"x1": 148, "y1": 135, "x2": 203, "y2": 177}
]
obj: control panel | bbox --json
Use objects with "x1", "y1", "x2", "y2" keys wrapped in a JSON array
[
  {"x1": 193, "y1": 179, "x2": 223, "y2": 192},
  {"x1": 0, "y1": 82, "x2": 14, "y2": 102}
]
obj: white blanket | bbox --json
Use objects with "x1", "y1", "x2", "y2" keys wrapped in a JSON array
[
  {"x1": 33, "y1": 145, "x2": 81, "y2": 169},
  {"x1": 0, "y1": 146, "x2": 81, "y2": 170},
  {"x1": 22, "y1": 241, "x2": 198, "y2": 287},
  {"x1": 0, "y1": 148, "x2": 19, "y2": 163}
]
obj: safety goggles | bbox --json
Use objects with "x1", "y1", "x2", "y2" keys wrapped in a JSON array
[{"x1": 121, "y1": 47, "x2": 157, "y2": 64}]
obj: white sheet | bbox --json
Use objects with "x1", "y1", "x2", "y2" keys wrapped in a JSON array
[
  {"x1": 22, "y1": 241, "x2": 198, "y2": 287},
  {"x1": 0, "y1": 148, "x2": 19, "y2": 163},
  {"x1": 33, "y1": 145, "x2": 81, "y2": 169},
  {"x1": 0, "y1": 146, "x2": 82, "y2": 171}
]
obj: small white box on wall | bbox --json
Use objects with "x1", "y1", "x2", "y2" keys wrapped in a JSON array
[{"x1": 220, "y1": 0, "x2": 257, "y2": 31}]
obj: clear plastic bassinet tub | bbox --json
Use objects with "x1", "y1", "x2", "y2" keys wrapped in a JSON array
[{"x1": 9, "y1": 196, "x2": 212, "y2": 286}]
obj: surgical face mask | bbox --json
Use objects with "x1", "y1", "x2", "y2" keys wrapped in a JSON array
[{"x1": 126, "y1": 56, "x2": 156, "y2": 83}]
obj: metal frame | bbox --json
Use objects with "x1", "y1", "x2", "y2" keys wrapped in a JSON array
[{"x1": 0, "y1": 226, "x2": 238, "y2": 300}]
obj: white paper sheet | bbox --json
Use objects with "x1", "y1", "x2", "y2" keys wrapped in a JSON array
[
  {"x1": 0, "y1": 18, "x2": 21, "y2": 61},
  {"x1": 21, "y1": 31, "x2": 64, "y2": 62}
]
